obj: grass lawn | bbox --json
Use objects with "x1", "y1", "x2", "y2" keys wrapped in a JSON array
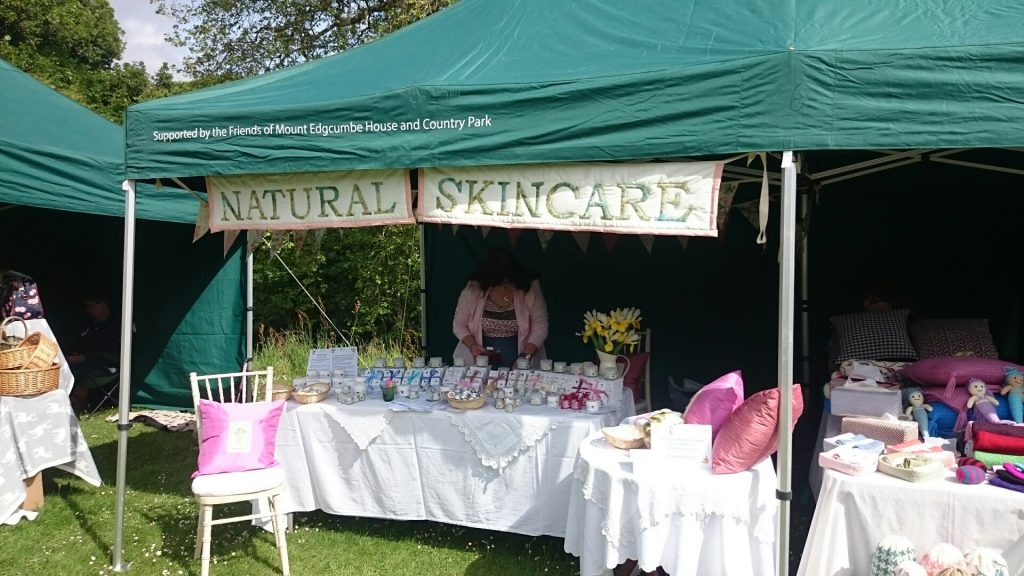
[{"x1": 0, "y1": 407, "x2": 580, "y2": 576}]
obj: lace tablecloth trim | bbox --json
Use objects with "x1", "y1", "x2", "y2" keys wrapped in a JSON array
[
  {"x1": 447, "y1": 412, "x2": 559, "y2": 471},
  {"x1": 323, "y1": 408, "x2": 396, "y2": 449}
]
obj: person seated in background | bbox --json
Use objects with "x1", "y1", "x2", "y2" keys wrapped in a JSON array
[
  {"x1": 68, "y1": 292, "x2": 120, "y2": 412},
  {"x1": 452, "y1": 248, "x2": 549, "y2": 368}
]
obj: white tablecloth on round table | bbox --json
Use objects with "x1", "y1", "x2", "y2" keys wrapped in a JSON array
[
  {"x1": 258, "y1": 391, "x2": 633, "y2": 537},
  {"x1": 797, "y1": 467, "x2": 1024, "y2": 576},
  {"x1": 564, "y1": 432, "x2": 778, "y2": 576}
]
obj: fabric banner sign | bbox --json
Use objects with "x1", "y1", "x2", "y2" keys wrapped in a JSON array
[
  {"x1": 206, "y1": 169, "x2": 412, "y2": 232},
  {"x1": 417, "y1": 162, "x2": 722, "y2": 236}
]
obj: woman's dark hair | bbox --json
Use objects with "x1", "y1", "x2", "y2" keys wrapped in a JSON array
[{"x1": 469, "y1": 248, "x2": 537, "y2": 292}]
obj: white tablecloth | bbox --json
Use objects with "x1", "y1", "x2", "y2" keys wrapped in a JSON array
[
  {"x1": 260, "y1": 392, "x2": 633, "y2": 537},
  {"x1": 797, "y1": 467, "x2": 1024, "y2": 576},
  {"x1": 0, "y1": 391, "x2": 101, "y2": 524},
  {"x1": 564, "y1": 433, "x2": 778, "y2": 576}
]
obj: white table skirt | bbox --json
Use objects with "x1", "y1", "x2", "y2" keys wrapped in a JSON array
[
  {"x1": 564, "y1": 433, "x2": 778, "y2": 576},
  {"x1": 798, "y1": 467, "x2": 1024, "y2": 576},
  {"x1": 261, "y1": 392, "x2": 633, "y2": 537}
]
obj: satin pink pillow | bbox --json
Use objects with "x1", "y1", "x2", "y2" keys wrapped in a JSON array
[
  {"x1": 682, "y1": 370, "x2": 745, "y2": 441},
  {"x1": 712, "y1": 384, "x2": 804, "y2": 474},
  {"x1": 193, "y1": 399, "x2": 285, "y2": 478}
]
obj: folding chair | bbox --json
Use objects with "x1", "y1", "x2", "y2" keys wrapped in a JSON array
[{"x1": 190, "y1": 367, "x2": 290, "y2": 576}]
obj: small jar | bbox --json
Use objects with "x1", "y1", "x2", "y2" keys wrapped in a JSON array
[
  {"x1": 453, "y1": 356, "x2": 466, "y2": 367},
  {"x1": 408, "y1": 388, "x2": 420, "y2": 400},
  {"x1": 397, "y1": 384, "x2": 410, "y2": 397},
  {"x1": 412, "y1": 357, "x2": 426, "y2": 368}
]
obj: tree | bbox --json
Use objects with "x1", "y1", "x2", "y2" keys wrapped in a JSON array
[{"x1": 154, "y1": 0, "x2": 455, "y2": 78}]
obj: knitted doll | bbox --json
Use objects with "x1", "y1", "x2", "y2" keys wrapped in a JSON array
[
  {"x1": 904, "y1": 386, "x2": 933, "y2": 438},
  {"x1": 966, "y1": 378, "x2": 999, "y2": 423},
  {"x1": 1000, "y1": 367, "x2": 1024, "y2": 424}
]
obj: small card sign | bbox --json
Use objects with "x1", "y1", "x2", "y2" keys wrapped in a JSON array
[
  {"x1": 644, "y1": 423, "x2": 712, "y2": 471},
  {"x1": 307, "y1": 347, "x2": 359, "y2": 376}
]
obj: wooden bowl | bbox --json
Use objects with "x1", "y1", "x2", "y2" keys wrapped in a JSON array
[{"x1": 446, "y1": 391, "x2": 486, "y2": 410}]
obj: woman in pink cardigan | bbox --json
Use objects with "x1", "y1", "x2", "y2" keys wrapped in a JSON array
[{"x1": 452, "y1": 249, "x2": 548, "y2": 368}]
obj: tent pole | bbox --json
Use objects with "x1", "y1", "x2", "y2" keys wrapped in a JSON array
[
  {"x1": 246, "y1": 250, "x2": 254, "y2": 370},
  {"x1": 776, "y1": 152, "x2": 797, "y2": 576},
  {"x1": 112, "y1": 179, "x2": 137, "y2": 572},
  {"x1": 419, "y1": 224, "x2": 427, "y2": 357}
]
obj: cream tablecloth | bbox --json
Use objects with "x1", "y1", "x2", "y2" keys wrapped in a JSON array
[
  {"x1": 797, "y1": 467, "x2": 1024, "y2": 576},
  {"x1": 564, "y1": 433, "x2": 777, "y2": 576},
  {"x1": 260, "y1": 391, "x2": 633, "y2": 537}
]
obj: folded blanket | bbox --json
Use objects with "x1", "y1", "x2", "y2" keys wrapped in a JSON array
[
  {"x1": 971, "y1": 449, "x2": 1024, "y2": 469},
  {"x1": 974, "y1": 429, "x2": 1024, "y2": 455},
  {"x1": 972, "y1": 420, "x2": 1024, "y2": 439},
  {"x1": 989, "y1": 475, "x2": 1024, "y2": 494}
]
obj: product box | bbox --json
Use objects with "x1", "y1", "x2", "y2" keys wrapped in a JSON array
[
  {"x1": 830, "y1": 384, "x2": 902, "y2": 418},
  {"x1": 885, "y1": 438, "x2": 956, "y2": 467},
  {"x1": 823, "y1": 432, "x2": 885, "y2": 455},
  {"x1": 818, "y1": 446, "x2": 879, "y2": 476},
  {"x1": 841, "y1": 415, "x2": 919, "y2": 447}
]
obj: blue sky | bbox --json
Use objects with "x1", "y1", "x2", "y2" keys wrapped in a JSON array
[{"x1": 109, "y1": 0, "x2": 186, "y2": 76}]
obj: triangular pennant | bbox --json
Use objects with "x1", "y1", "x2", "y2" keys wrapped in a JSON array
[
  {"x1": 639, "y1": 234, "x2": 655, "y2": 254},
  {"x1": 245, "y1": 230, "x2": 262, "y2": 257},
  {"x1": 223, "y1": 229, "x2": 240, "y2": 256},
  {"x1": 293, "y1": 230, "x2": 307, "y2": 253},
  {"x1": 571, "y1": 232, "x2": 591, "y2": 253},
  {"x1": 155, "y1": 179, "x2": 163, "y2": 191},
  {"x1": 480, "y1": 226, "x2": 491, "y2": 238},
  {"x1": 193, "y1": 200, "x2": 210, "y2": 243},
  {"x1": 452, "y1": 224, "x2": 460, "y2": 236},
  {"x1": 677, "y1": 236, "x2": 690, "y2": 250},
  {"x1": 508, "y1": 228, "x2": 523, "y2": 248},
  {"x1": 717, "y1": 182, "x2": 738, "y2": 230},
  {"x1": 734, "y1": 199, "x2": 761, "y2": 232},
  {"x1": 538, "y1": 230, "x2": 555, "y2": 251},
  {"x1": 269, "y1": 232, "x2": 287, "y2": 257},
  {"x1": 312, "y1": 229, "x2": 327, "y2": 252},
  {"x1": 602, "y1": 233, "x2": 618, "y2": 253}
]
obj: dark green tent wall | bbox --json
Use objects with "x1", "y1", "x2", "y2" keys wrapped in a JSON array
[{"x1": 0, "y1": 58, "x2": 245, "y2": 410}]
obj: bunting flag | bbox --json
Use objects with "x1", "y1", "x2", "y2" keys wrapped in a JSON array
[
  {"x1": 223, "y1": 229, "x2": 240, "y2": 257},
  {"x1": 734, "y1": 199, "x2": 762, "y2": 233},
  {"x1": 640, "y1": 234, "x2": 655, "y2": 254},
  {"x1": 451, "y1": 224, "x2": 460, "y2": 236},
  {"x1": 717, "y1": 182, "x2": 738, "y2": 231},
  {"x1": 677, "y1": 236, "x2": 690, "y2": 250},
  {"x1": 480, "y1": 226, "x2": 491, "y2": 238},
  {"x1": 508, "y1": 228, "x2": 523, "y2": 248},
  {"x1": 193, "y1": 200, "x2": 210, "y2": 243},
  {"x1": 312, "y1": 228, "x2": 327, "y2": 252},
  {"x1": 571, "y1": 231, "x2": 591, "y2": 253},
  {"x1": 293, "y1": 230, "x2": 307, "y2": 253},
  {"x1": 245, "y1": 229, "x2": 262, "y2": 257},
  {"x1": 538, "y1": 229, "x2": 555, "y2": 250},
  {"x1": 602, "y1": 233, "x2": 618, "y2": 253},
  {"x1": 747, "y1": 152, "x2": 769, "y2": 244},
  {"x1": 269, "y1": 232, "x2": 287, "y2": 257}
]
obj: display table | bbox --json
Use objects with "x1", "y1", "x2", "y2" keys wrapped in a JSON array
[
  {"x1": 0, "y1": 390, "x2": 101, "y2": 524},
  {"x1": 797, "y1": 467, "x2": 1024, "y2": 576},
  {"x1": 564, "y1": 433, "x2": 778, "y2": 576},
  {"x1": 259, "y1": 391, "x2": 633, "y2": 537}
]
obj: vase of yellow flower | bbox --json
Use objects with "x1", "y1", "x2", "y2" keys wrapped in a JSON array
[{"x1": 580, "y1": 307, "x2": 642, "y2": 377}]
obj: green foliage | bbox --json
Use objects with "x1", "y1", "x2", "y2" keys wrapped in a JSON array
[
  {"x1": 0, "y1": 410, "x2": 579, "y2": 576},
  {"x1": 254, "y1": 226, "x2": 421, "y2": 349},
  {"x1": 253, "y1": 324, "x2": 414, "y2": 381},
  {"x1": 154, "y1": 0, "x2": 457, "y2": 77}
]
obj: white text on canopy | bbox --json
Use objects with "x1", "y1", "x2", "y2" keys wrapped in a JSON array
[
  {"x1": 417, "y1": 162, "x2": 722, "y2": 236},
  {"x1": 206, "y1": 169, "x2": 412, "y2": 232}
]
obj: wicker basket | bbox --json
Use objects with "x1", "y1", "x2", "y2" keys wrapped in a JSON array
[
  {"x1": 291, "y1": 390, "x2": 327, "y2": 404},
  {"x1": 446, "y1": 391, "x2": 487, "y2": 410},
  {"x1": 22, "y1": 333, "x2": 58, "y2": 370},
  {"x1": 0, "y1": 332, "x2": 50, "y2": 370},
  {"x1": 602, "y1": 425, "x2": 646, "y2": 450},
  {"x1": 0, "y1": 317, "x2": 27, "y2": 351},
  {"x1": 271, "y1": 386, "x2": 292, "y2": 402},
  {"x1": 0, "y1": 362, "x2": 60, "y2": 396}
]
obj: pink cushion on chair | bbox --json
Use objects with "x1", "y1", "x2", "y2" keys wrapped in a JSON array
[
  {"x1": 712, "y1": 384, "x2": 804, "y2": 474},
  {"x1": 621, "y1": 352, "x2": 650, "y2": 398},
  {"x1": 193, "y1": 399, "x2": 286, "y2": 478},
  {"x1": 682, "y1": 370, "x2": 745, "y2": 441}
]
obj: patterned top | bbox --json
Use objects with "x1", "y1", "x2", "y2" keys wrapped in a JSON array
[{"x1": 482, "y1": 299, "x2": 518, "y2": 337}]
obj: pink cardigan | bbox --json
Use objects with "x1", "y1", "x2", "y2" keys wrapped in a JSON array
[{"x1": 452, "y1": 279, "x2": 548, "y2": 367}]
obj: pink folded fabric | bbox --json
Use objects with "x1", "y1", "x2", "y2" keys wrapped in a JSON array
[{"x1": 974, "y1": 430, "x2": 1024, "y2": 456}]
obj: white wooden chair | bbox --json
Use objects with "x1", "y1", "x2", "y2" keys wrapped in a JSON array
[{"x1": 189, "y1": 367, "x2": 290, "y2": 576}]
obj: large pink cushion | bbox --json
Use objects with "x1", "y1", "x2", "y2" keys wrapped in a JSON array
[
  {"x1": 683, "y1": 370, "x2": 744, "y2": 441},
  {"x1": 712, "y1": 384, "x2": 804, "y2": 474},
  {"x1": 899, "y1": 357, "x2": 1023, "y2": 388},
  {"x1": 193, "y1": 399, "x2": 286, "y2": 478}
]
